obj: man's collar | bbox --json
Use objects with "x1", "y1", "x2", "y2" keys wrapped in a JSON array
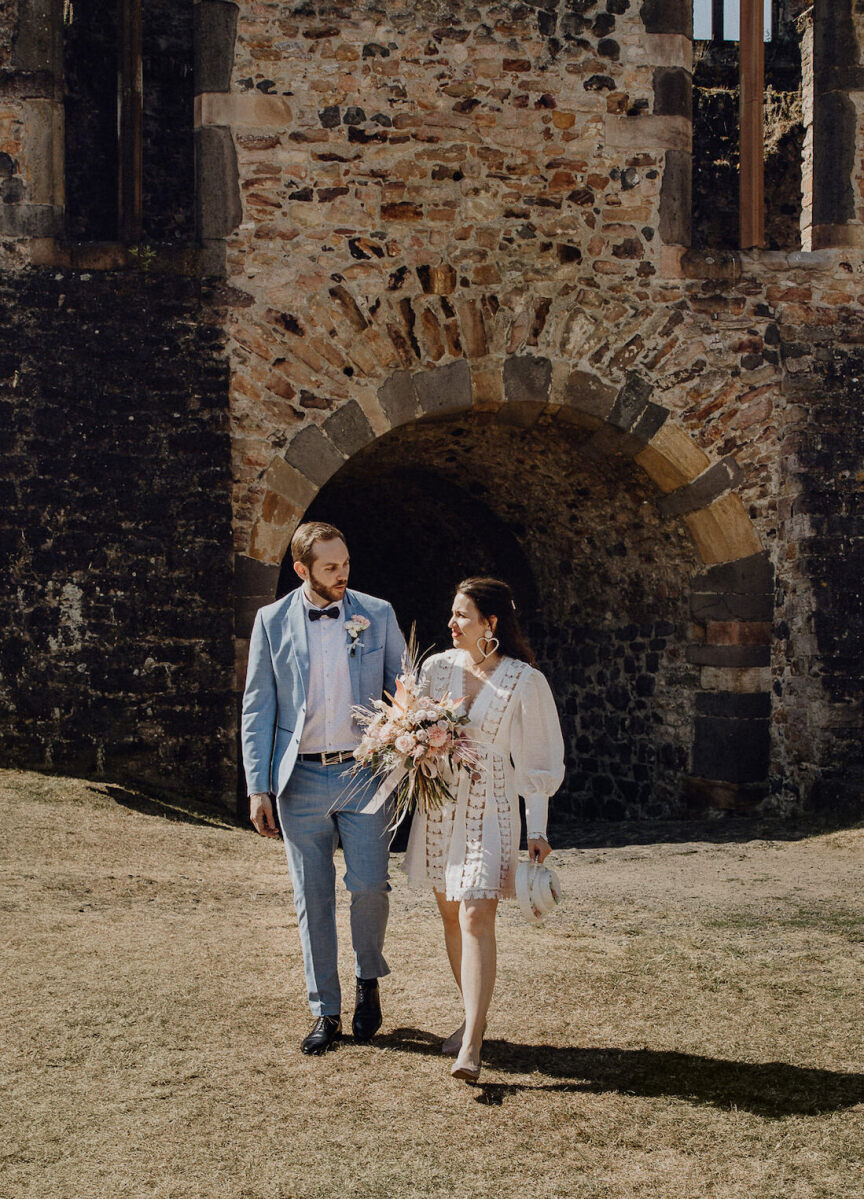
[{"x1": 301, "y1": 588, "x2": 344, "y2": 618}]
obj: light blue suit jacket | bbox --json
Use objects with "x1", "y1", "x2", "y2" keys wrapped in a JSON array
[{"x1": 241, "y1": 587, "x2": 406, "y2": 798}]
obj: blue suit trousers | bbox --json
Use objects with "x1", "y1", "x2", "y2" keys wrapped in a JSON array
[{"x1": 277, "y1": 760, "x2": 391, "y2": 1017}]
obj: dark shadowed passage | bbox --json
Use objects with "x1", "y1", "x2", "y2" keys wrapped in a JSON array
[{"x1": 287, "y1": 414, "x2": 701, "y2": 823}]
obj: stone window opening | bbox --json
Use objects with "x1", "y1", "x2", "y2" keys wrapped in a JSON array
[
  {"x1": 692, "y1": 0, "x2": 808, "y2": 251},
  {"x1": 63, "y1": 0, "x2": 195, "y2": 245}
]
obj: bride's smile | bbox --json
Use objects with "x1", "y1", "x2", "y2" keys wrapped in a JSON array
[{"x1": 448, "y1": 593, "x2": 497, "y2": 662}]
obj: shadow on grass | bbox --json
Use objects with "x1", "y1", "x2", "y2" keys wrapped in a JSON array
[
  {"x1": 380, "y1": 1028, "x2": 864, "y2": 1117},
  {"x1": 92, "y1": 784, "x2": 239, "y2": 831},
  {"x1": 545, "y1": 811, "x2": 864, "y2": 852}
]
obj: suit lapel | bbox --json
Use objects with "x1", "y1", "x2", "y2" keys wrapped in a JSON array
[
  {"x1": 286, "y1": 588, "x2": 310, "y2": 694},
  {"x1": 344, "y1": 590, "x2": 370, "y2": 706}
]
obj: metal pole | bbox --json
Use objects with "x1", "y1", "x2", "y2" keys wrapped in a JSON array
[{"x1": 739, "y1": 0, "x2": 765, "y2": 248}]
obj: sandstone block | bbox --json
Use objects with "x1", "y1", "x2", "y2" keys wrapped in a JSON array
[
  {"x1": 196, "y1": 93, "x2": 293, "y2": 129},
  {"x1": 249, "y1": 516, "x2": 297, "y2": 566},
  {"x1": 699, "y1": 666, "x2": 773, "y2": 693},
  {"x1": 262, "y1": 456, "x2": 317, "y2": 510},
  {"x1": 635, "y1": 422, "x2": 711, "y2": 493},
  {"x1": 683, "y1": 494, "x2": 763, "y2": 566},
  {"x1": 605, "y1": 114, "x2": 691, "y2": 152},
  {"x1": 706, "y1": 621, "x2": 772, "y2": 647}
]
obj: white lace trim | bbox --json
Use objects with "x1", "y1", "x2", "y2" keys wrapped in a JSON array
[{"x1": 418, "y1": 653, "x2": 530, "y2": 901}]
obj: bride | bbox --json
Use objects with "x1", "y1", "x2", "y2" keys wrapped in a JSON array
[{"x1": 403, "y1": 577, "x2": 565, "y2": 1082}]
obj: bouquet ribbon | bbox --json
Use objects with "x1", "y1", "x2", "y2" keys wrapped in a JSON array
[{"x1": 359, "y1": 766, "x2": 408, "y2": 817}]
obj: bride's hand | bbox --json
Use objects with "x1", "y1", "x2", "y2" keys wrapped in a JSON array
[{"x1": 528, "y1": 836, "x2": 550, "y2": 864}]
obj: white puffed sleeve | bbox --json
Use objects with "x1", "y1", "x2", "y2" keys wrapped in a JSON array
[{"x1": 513, "y1": 667, "x2": 565, "y2": 838}]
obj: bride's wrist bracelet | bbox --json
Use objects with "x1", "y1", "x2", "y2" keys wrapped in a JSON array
[{"x1": 528, "y1": 832, "x2": 548, "y2": 841}]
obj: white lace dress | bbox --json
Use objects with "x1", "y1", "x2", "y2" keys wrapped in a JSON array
[{"x1": 403, "y1": 650, "x2": 565, "y2": 901}]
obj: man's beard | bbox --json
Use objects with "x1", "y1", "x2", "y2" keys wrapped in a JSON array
[{"x1": 307, "y1": 568, "x2": 347, "y2": 605}]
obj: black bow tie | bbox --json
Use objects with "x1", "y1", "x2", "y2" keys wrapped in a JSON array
[{"x1": 308, "y1": 606, "x2": 340, "y2": 621}]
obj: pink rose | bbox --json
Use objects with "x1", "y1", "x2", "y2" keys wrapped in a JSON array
[{"x1": 395, "y1": 732, "x2": 416, "y2": 755}]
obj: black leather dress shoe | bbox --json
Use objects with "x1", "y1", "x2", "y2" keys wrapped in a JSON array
[
  {"x1": 352, "y1": 978, "x2": 382, "y2": 1042},
  {"x1": 301, "y1": 1015, "x2": 342, "y2": 1055}
]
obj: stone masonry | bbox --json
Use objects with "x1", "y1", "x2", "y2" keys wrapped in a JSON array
[{"x1": 1, "y1": 0, "x2": 862, "y2": 819}]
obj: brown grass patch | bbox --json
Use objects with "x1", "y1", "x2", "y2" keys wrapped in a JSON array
[{"x1": 2, "y1": 769, "x2": 863, "y2": 1199}]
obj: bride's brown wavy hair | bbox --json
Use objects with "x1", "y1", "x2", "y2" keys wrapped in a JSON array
[{"x1": 455, "y1": 577, "x2": 536, "y2": 666}]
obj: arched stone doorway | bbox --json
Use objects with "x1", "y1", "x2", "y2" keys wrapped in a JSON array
[
  {"x1": 236, "y1": 357, "x2": 775, "y2": 821},
  {"x1": 295, "y1": 412, "x2": 699, "y2": 821}
]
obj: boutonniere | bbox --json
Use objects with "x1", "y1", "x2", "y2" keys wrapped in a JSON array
[{"x1": 345, "y1": 615, "x2": 371, "y2": 656}]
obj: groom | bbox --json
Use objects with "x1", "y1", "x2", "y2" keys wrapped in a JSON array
[{"x1": 242, "y1": 521, "x2": 405, "y2": 1055}]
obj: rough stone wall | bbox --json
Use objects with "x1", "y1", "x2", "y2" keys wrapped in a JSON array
[
  {"x1": 223, "y1": 0, "x2": 687, "y2": 554},
  {"x1": 774, "y1": 289, "x2": 864, "y2": 811},
  {"x1": 0, "y1": 269, "x2": 236, "y2": 799},
  {"x1": 0, "y1": 0, "x2": 862, "y2": 817},
  {"x1": 219, "y1": 0, "x2": 863, "y2": 816}
]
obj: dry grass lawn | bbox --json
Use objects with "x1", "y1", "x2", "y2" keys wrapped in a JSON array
[{"x1": 2, "y1": 768, "x2": 863, "y2": 1199}]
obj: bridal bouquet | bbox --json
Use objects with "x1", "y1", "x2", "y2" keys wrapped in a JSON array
[{"x1": 350, "y1": 632, "x2": 477, "y2": 824}]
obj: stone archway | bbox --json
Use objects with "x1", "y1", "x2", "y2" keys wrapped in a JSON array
[{"x1": 235, "y1": 356, "x2": 773, "y2": 818}]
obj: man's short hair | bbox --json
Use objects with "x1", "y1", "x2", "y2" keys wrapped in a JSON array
[{"x1": 291, "y1": 521, "x2": 346, "y2": 568}]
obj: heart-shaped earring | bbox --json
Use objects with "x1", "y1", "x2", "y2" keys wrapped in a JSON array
[{"x1": 476, "y1": 633, "x2": 500, "y2": 659}]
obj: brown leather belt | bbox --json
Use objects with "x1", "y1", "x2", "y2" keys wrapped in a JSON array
[{"x1": 297, "y1": 750, "x2": 355, "y2": 766}]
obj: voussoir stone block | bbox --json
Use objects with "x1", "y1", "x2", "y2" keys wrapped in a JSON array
[
  {"x1": 378, "y1": 370, "x2": 421, "y2": 428},
  {"x1": 263, "y1": 456, "x2": 317, "y2": 511},
  {"x1": 249, "y1": 517, "x2": 295, "y2": 566},
  {"x1": 413, "y1": 358, "x2": 472, "y2": 416},
  {"x1": 609, "y1": 373, "x2": 653, "y2": 431},
  {"x1": 692, "y1": 551, "x2": 773, "y2": 596},
  {"x1": 284, "y1": 423, "x2": 345, "y2": 487},
  {"x1": 561, "y1": 369, "x2": 616, "y2": 420},
  {"x1": 659, "y1": 456, "x2": 746, "y2": 517},
  {"x1": 323, "y1": 400, "x2": 375, "y2": 457},
  {"x1": 503, "y1": 355, "x2": 552, "y2": 407},
  {"x1": 683, "y1": 494, "x2": 762, "y2": 565},
  {"x1": 635, "y1": 418, "x2": 711, "y2": 493}
]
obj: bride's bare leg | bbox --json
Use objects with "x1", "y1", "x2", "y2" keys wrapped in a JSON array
[
  {"x1": 434, "y1": 890, "x2": 463, "y2": 990},
  {"x1": 454, "y1": 896, "x2": 498, "y2": 1072},
  {"x1": 434, "y1": 891, "x2": 466, "y2": 1052}
]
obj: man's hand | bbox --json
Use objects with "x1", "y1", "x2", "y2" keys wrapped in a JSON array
[
  {"x1": 250, "y1": 792, "x2": 280, "y2": 838},
  {"x1": 528, "y1": 836, "x2": 551, "y2": 864}
]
